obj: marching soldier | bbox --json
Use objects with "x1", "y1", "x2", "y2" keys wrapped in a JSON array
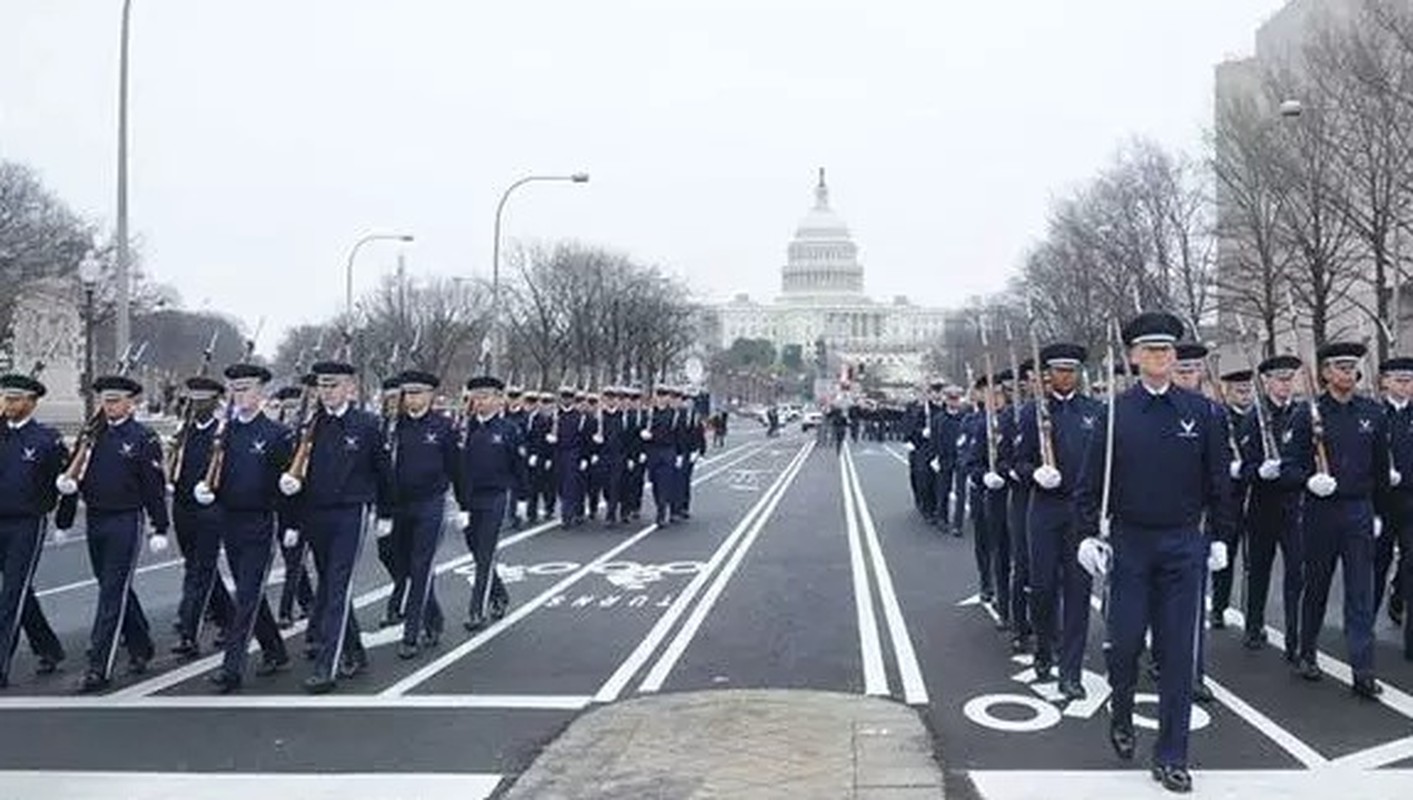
[
  {"x1": 169, "y1": 375, "x2": 234, "y2": 657},
  {"x1": 904, "y1": 382, "x2": 942, "y2": 522},
  {"x1": 1212, "y1": 369, "x2": 1256, "y2": 628},
  {"x1": 376, "y1": 376, "x2": 412, "y2": 627},
  {"x1": 675, "y1": 389, "x2": 707, "y2": 521},
  {"x1": 1287, "y1": 341, "x2": 1388, "y2": 698},
  {"x1": 0, "y1": 372, "x2": 68, "y2": 687},
  {"x1": 1015, "y1": 343, "x2": 1100, "y2": 698},
  {"x1": 1000, "y1": 363, "x2": 1033, "y2": 652},
  {"x1": 384, "y1": 369, "x2": 457, "y2": 657},
  {"x1": 455, "y1": 376, "x2": 526, "y2": 631},
  {"x1": 504, "y1": 387, "x2": 530, "y2": 530},
  {"x1": 1240, "y1": 355, "x2": 1305, "y2": 654},
  {"x1": 277, "y1": 359, "x2": 390, "y2": 694},
  {"x1": 271, "y1": 384, "x2": 313, "y2": 628},
  {"x1": 55, "y1": 373, "x2": 172, "y2": 693},
  {"x1": 1381, "y1": 358, "x2": 1413, "y2": 661},
  {"x1": 1074, "y1": 311, "x2": 1233, "y2": 794},
  {"x1": 622, "y1": 388, "x2": 648, "y2": 522},
  {"x1": 551, "y1": 387, "x2": 590, "y2": 528},
  {"x1": 937, "y1": 386, "x2": 967, "y2": 537},
  {"x1": 643, "y1": 387, "x2": 682, "y2": 526},
  {"x1": 977, "y1": 370, "x2": 1013, "y2": 627},
  {"x1": 591, "y1": 388, "x2": 630, "y2": 526},
  {"x1": 193, "y1": 363, "x2": 293, "y2": 692}
]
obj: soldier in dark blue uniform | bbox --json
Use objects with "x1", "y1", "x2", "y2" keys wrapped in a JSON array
[
  {"x1": 676, "y1": 389, "x2": 707, "y2": 521},
  {"x1": 590, "y1": 388, "x2": 629, "y2": 526},
  {"x1": 271, "y1": 384, "x2": 314, "y2": 628},
  {"x1": 977, "y1": 370, "x2": 1013, "y2": 627},
  {"x1": 1286, "y1": 342, "x2": 1389, "y2": 698},
  {"x1": 375, "y1": 375, "x2": 413, "y2": 628},
  {"x1": 1003, "y1": 360, "x2": 1036, "y2": 653},
  {"x1": 524, "y1": 392, "x2": 555, "y2": 524},
  {"x1": 643, "y1": 387, "x2": 682, "y2": 526},
  {"x1": 456, "y1": 376, "x2": 527, "y2": 631},
  {"x1": 903, "y1": 382, "x2": 943, "y2": 521},
  {"x1": 1212, "y1": 368, "x2": 1256, "y2": 628},
  {"x1": 1014, "y1": 343, "x2": 1101, "y2": 697},
  {"x1": 169, "y1": 375, "x2": 233, "y2": 657},
  {"x1": 1380, "y1": 357, "x2": 1413, "y2": 660},
  {"x1": 1239, "y1": 355, "x2": 1305, "y2": 654},
  {"x1": 551, "y1": 387, "x2": 589, "y2": 528},
  {"x1": 1074, "y1": 311, "x2": 1232, "y2": 794},
  {"x1": 0, "y1": 373, "x2": 68, "y2": 687},
  {"x1": 960, "y1": 386, "x2": 991, "y2": 598},
  {"x1": 277, "y1": 360, "x2": 390, "y2": 694},
  {"x1": 195, "y1": 363, "x2": 294, "y2": 691},
  {"x1": 622, "y1": 388, "x2": 648, "y2": 522},
  {"x1": 381, "y1": 369, "x2": 457, "y2": 657},
  {"x1": 55, "y1": 374, "x2": 172, "y2": 693}
]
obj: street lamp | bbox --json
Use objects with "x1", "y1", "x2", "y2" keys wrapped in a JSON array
[
  {"x1": 488, "y1": 172, "x2": 590, "y2": 374},
  {"x1": 344, "y1": 233, "x2": 414, "y2": 317},
  {"x1": 78, "y1": 254, "x2": 102, "y2": 419}
]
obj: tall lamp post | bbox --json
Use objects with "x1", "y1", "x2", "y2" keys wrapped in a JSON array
[
  {"x1": 78, "y1": 255, "x2": 102, "y2": 420},
  {"x1": 488, "y1": 173, "x2": 589, "y2": 374},
  {"x1": 344, "y1": 233, "x2": 414, "y2": 317}
]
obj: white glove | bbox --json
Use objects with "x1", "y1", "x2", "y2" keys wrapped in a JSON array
[
  {"x1": 638, "y1": 453, "x2": 647, "y2": 465},
  {"x1": 929, "y1": 457, "x2": 941, "y2": 473},
  {"x1": 1033, "y1": 464, "x2": 1062, "y2": 490},
  {"x1": 193, "y1": 481, "x2": 216, "y2": 506},
  {"x1": 690, "y1": 452, "x2": 700, "y2": 464},
  {"x1": 546, "y1": 433, "x2": 558, "y2": 444},
  {"x1": 375, "y1": 518, "x2": 394, "y2": 538},
  {"x1": 515, "y1": 501, "x2": 528, "y2": 518},
  {"x1": 1258, "y1": 459, "x2": 1282, "y2": 481},
  {"x1": 1077, "y1": 536, "x2": 1112, "y2": 580},
  {"x1": 1229, "y1": 460, "x2": 1243, "y2": 480},
  {"x1": 148, "y1": 534, "x2": 170, "y2": 555},
  {"x1": 903, "y1": 441, "x2": 916, "y2": 452},
  {"x1": 590, "y1": 454, "x2": 600, "y2": 465},
  {"x1": 457, "y1": 511, "x2": 470, "y2": 529},
  {"x1": 528, "y1": 454, "x2": 538, "y2": 468},
  {"x1": 55, "y1": 474, "x2": 78, "y2": 496},
  {"x1": 922, "y1": 427, "x2": 931, "y2": 440},
  {"x1": 675, "y1": 455, "x2": 685, "y2": 469},
  {"x1": 578, "y1": 458, "x2": 588, "y2": 471},
  {"x1": 983, "y1": 471, "x2": 1006, "y2": 490},
  {"x1": 53, "y1": 528, "x2": 70, "y2": 545},
  {"x1": 1374, "y1": 516, "x2": 1384, "y2": 539},
  {"x1": 593, "y1": 433, "x2": 604, "y2": 445},
  {"x1": 1207, "y1": 541, "x2": 1229, "y2": 572},
  {"x1": 1099, "y1": 517, "x2": 1112, "y2": 540},
  {"x1": 1009, "y1": 469, "x2": 1020, "y2": 482},
  {"x1": 640, "y1": 429, "x2": 653, "y2": 441},
  {"x1": 1391, "y1": 468, "x2": 1403, "y2": 488},
  {"x1": 282, "y1": 529, "x2": 300, "y2": 548},
  {"x1": 1306, "y1": 472, "x2": 1337, "y2": 497},
  {"x1": 165, "y1": 482, "x2": 175, "y2": 496},
  {"x1": 278, "y1": 473, "x2": 302, "y2": 496}
]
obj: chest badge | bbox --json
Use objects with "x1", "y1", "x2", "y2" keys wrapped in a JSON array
[
  {"x1": 251, "y1": 439, "x2": 267, "y2": 455},
  {"x1": 120, "y1": 442, "x2": 136, "y2": 458},
  {"x1": 1359, "y1": 418, "x2": 1373, "y2": 433},
  {"x1": 344, "y1": 435, "x2": 360, "y2": 452},
  {"x1": 1178, "y1": 419, "x2": 1198, "y2": 439},
  {"x1": 1282, "y1": 429, "x2": 1294, "y2": 444},
  {"x1": 21, "y1": 447, "x2": 37, "y2": 463},
  {"x1": 491, "y1": 433, "x2": 503, "y2": 445},
  {"x1": 424, "y1": 432, "x2": 439, "y2": 445},
  {"x1": 1081, "y1": 415, "x2": 1096, "y2": 430}
]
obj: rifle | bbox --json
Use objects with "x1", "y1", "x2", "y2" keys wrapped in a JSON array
[
  {"x1": 204, "y1": 322, "x2": 261, "y2": 493},
  {"x1": 166, "y1": 327, "x2": 221, "y2": 485},
  {"x1": 1286, "y1": 290, "x2": 1330, "y2": 475},
  {"x1": 1025, "y1": 296, "x2": 1055, "y2": 469},
  {"x1": 287, "y1": 324, "x2": 352, "y2": 482},
  {"x1": 1234, "y1": 316, "x2": 1277, "y2": 463},
  {"x1": 1003, "y1": 314, "x2": 1023, "y2": 430},
  {"x1": 63, "y1": 341, "x2": 149, "y2": 483},
  {"x1": 976, "y1": 314, "x2": 999, "y2": 474}
]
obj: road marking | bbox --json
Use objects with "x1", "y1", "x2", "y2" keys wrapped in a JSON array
[
  {"x1": 381, "y1": 445, "x2": 779, "y2": 698},
  {"x1": 35, "y1": 557, "x2": 185, "y2": 598},
  {"x1": 0, "y1": 771, "x2": 502, "y2": 800},
  {"x1": 0, "y1": 694, "x2": 587, "y2": 711},
  {"x1": 1330, "y1": 733, "x2": 1413, "y2": 770},
  {"x1": 636, "y1": 439, "x2": 816, "y2": 693},
  {"x1": 844, "y1": 442, "x2": 929, "y2": 705},
  {"x1": 593, "y1": 441, "x2": 814, "y2": 702},
  {"x1": 968, "y1": 769, "x2": 1413, "y2": 799},
  {"x1": 840, "y1": 444, "x2": 891, "y2": 697}
]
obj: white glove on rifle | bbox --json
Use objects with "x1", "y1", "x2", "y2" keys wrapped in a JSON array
[
  {"x1": 1258, "y1": 459, "x2": 1281, "y2": 481},
  {"x1": 148, "y1": 534, "x2": 170, "y2": 555},
  {"x1": 546, "y1": 433, "x2": 558, "y2": 444},
  {"x1": 922, "y1": 427, "x2": 931, "y2": 440},
  {"x1": 165, "y1": 482, "x2": 175, "y2": 496},
  {"x1": 1207, "y1": 541, "x2": 1229, "y2": 572},
  {"x1": 638, "y1": 453, "x2": 648, "y2": 465},
  {"x1": 592, "y1": 433, "x2": 604, "y2": 445},
  {"x1": 675, "y1": 455, "x2": 684, "y2": 469},
  {"x1": 903, "y1": 441, "x2": 916, "y2": 452},
  {"x1": 1374, "y1": 516, "x2": 1384, "y2": 539},
  {"x1": 640, "y1": 429, "x2": 652, "y2": 441},
  {"x1": 375, "y1": 518, "x2": 394, "y2": 538},
  {"x1": 1098, "y1": 517, "x2": 1112, "y2": 540},
  {"x1": 690, "y1": 452, "x2": 700, "y2": 464},
  {"x1": 1077, "y1": 536, "x2": 1112, "y2": 580},
  {"x1": 929, "y1": 457, "x2": 941, "y2": 474},
  {"x1": 1032, "y1": 465, "x2": 1062, "y2": 490},
  {"x1": 282, "y1": 529, "x2": 300, "y2": 548},
  {"x1": 457, "y1": 511, "x2": 470, "y2": 529},
  {"x1": 278, "y1": 473, "x2": 302, "y2": 496},
  {"x1": 193, "y1": 481, "x2": 216, "y2": 506},
  {"x1": 1229, "y1": 460, "x2": 1243, "y2": 480},
  {"x1": 982, "y1": 471, "x2": 1006, "y2": 490},
  {"x1": 55, "y1": 474, "x2": 78, "y2": 496},
  {"x1": 1391, "y1": 468, "x2": 1403, "y2": 488},
  {"x1": 590, "y1": 455, "x2": 599, "y2": 465},
  {"x1": 1306, "y1": 472, "x2": 1337, "y2": 497},
  {"x1": 578, "y1": 459, "x2": 588, "y2": 471},
  {"x1": 528, "y1": 454, "x2": 538, "y2": 468}
]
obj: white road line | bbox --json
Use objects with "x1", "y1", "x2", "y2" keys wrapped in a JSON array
[
  {"x1": 1330, "y1": 732, "x2": 1413, "y2": 770},
  {"x1": 35, "y1": 557, "x2": 184, "y2": 598},
  {"x1": 840, "y1": 444, "x2": 890, "y2": 697},
  {"x1": 845, "y1": 443, "x2": 929, "y2": 705},
  {"x1": 881, "y1": 444, "x2": 910, "y2": 465},
  {"x1": 0, "y1": 771, "x2": 503, "y2": 800},
  {"x1": 1083, "y1": 594, "x2": 1327, "y2": 769},
  {"x1": 593, "y1": 441, "x2": 813, "y2": 703},
  {"x1": 0, "y1": 694, "x2": 588, "y2": 711},
  {"x1": 637, "y1": 439, "x2": 816, "y2": 693},
  {"x1": 108, "y1": 519, "x2": 564, "y2": 700},
  {"x1": 968, "y1": 769, "x2": 1413, "y2": 800}
]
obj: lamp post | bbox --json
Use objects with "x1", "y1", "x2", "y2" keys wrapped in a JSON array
[
  {"x1": 344, "y1": 233, "x2": 414, "y2": 317},
  {"x1": 488, "y1": 173, "x2": 590, "y2": 374},
  {"x1": 78, "y1": 254, "x2": 102, "y2": 419}
]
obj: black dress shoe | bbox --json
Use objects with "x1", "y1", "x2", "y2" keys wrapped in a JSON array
[
  {"x1": 1151, "y1": 764, "x2": 1192, "y2": 794},
  {"x1": 35, "y1": 654, "x2": 62, "y2": 675},
  {"x1": 1109, "y1": 718, "x2": 1136, "y2": 761},
  {"x1": 1353, "y1": 677, "x2": 1384, "y2": 699},
  {"x1": 1242, "y1": 631, "x2": 1267, "y2": 650},
  {"x1": 1192, "y1": 681, "x2": 1214, "y2": 704},
  {"x1": 1298, "y1": 659, "x2": 1323, "y2": 681},
  {"x1": 422, "y1": 629, "x2": 441, "y2": 648},
  {"x1": 78, "y1": 671, "x2": 110, "y2": 694},
  {"x1": 254, "y1": 655, "x2": 291, "y2": 677},
  {"x1": 1033, "y1": 660, "x2": 1054, "y2": 682},
  {"x1": 1209, "y1": 610, "x2": 1227, "y2": 630},
  {"x1": 302, "y1": 675, "x2": 336, "y2": 694},
  {"x1": 171, "y1": 638, "x2": 199, "y2": 658},
  {"x1": 337, "y1": 652, "x2": 368, "y2": 679},
  {"x1": 397, "y1": 642, "x2": 419, "y2": 660},
  {"x1": 207, "y1": 671, "x2": 242, "y2": 694},
  {"x1": 1059, "y1": 678, "x2": 1087, "y2": 701},
  {"x1": 1010, "y1": 634, "x2": 1033, "y2": 654},
  {"x1": 463, "y1": 614, "x2": 488, "y2": 633},
  {"x1": 127, "y1": 657, "x2": 149, "y2": 675},
  {"x1": 304, "y1": 645, "x2": 319, "y2": 661},
  {"x1": 277, "y1": 615, "x2": 294, "y2": 630}
]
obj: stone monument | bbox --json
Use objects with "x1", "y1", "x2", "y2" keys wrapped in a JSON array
[{"x1": 7, "y1": 277, "x2": 86, "y2": 424}]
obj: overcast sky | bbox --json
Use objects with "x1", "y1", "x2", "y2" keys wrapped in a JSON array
[{"x1": 2, "y1": 0, "x2": 1287, "y2": 354}]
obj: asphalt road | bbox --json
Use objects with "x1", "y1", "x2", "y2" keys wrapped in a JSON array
[{"x1": 3, "y1": 426, "x2": 1412, "y2": 799}]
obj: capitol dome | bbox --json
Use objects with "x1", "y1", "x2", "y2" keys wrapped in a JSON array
[{"x1": 781, "y1": 169, "x2": 864, "y2": 301}]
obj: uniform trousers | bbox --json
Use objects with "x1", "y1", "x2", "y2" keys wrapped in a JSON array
[
  {"x1": 465, "y1": 490, "x2": 510, "y2": 618},
  {"x1": 398, "y1": 495, "x2": 446, "y2": 644},
  {"x1": 84, "y1": 510, "x2": 153, "y2": 678},
  {"x1": 0, "y1": 516, "x2": 64, "y2": 681},
  {"x1": 1300, "y1": 497, "x2": 1376, "y2": 680},
  {"x1": 1029, "y1": 493, "x2": 1091, "y2": 680},
  {"x1": 219, "y1": 509, "x2": 288, "y2": 678},
  {"x1": 304, "y1": 505, "x2": 368, "y2": 682},
  {"x1": 1243, "y1": 488, "x2": 1303, "y2": 652},
  {"x1": 173, "y1": 503, "x2": 230, "y2": 641}
]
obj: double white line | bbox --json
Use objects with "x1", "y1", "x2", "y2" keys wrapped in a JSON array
[
  {"x1": 594, "y1": 439, "x2": 816, "y2": 701},
  {"x1": 841, "y1": 442, "x2": 928, "y2": 705}
]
